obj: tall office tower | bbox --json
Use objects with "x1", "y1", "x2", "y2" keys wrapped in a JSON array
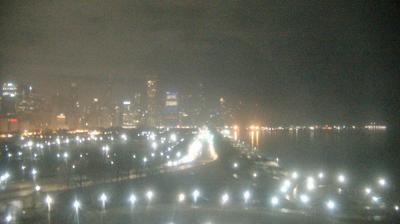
[
  {"x1": 197, "y1": 82, "x2": 207, "y2": 124},
  {"x1": 146, "y1": 78, "x2": 158, "y2": 127},
  {"x1": 164, "y1": 91, "x2": 178, "y2": 127},
  {"x1": 1, "y1": 82, "x2": 18, "y2": 117},
  {"x1": 121, "y1": 100, "x2": 135, "y2": 128},
  {"x1": 217, "y1": 97, "x2": 234, "y2": 126},
  {"x1": 132, "y1": 93, "x2": 143, "y2": 126},
  {"x1": 16, "y1": 84, "x2": 40, "y2": 131},
  {"x1": 0, "y1": 82, "x2": 19, "y2": 132},
  {"x1": 84, "y1": 98, "x2": 101, "y2": 129},
  {"x1": 112, "y1": 105, "x2": 121, "y2": 128},
  {"x1": 66, "y1": 82, "x2": 81, "y2": 130}
]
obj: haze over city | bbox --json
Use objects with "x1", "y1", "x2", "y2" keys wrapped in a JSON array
[
  {"x1": 0, "y1": 1, "x2": 399, "y2": 224},
  {"x1": 1, "y1": 0, "x2": 399, "y2": 127}
]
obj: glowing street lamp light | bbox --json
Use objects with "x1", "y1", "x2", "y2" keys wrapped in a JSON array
[
  {"x1": 337, "y1": 174, "x2": 346, "y2": 184},
  {"x1": 73, "y1": 200, "x2": 81, "y2": 224},
  {"x1": 378, "y1": 178, "x2": 386, "y2": 187},
  {"x1": 270, "y1": 196, "x2": 279, "y2": 207},
  {"x1": 177, "y1": 193, "x2": 186, "y2": 203},
  {"x1": 364, "y1": 187, "x2": 372, "y2": 195},
  {"x1": 299, "y1": 194, "x2": 310, "y2": 204},
  {"x1": 73, "y1": 200, "x2": 81, "y2": 212},
  {"x1": 306, "y1": 177, "x2": 316, "y2": 191},
  {"x1": 220, "y1": 193, "x2": 229, "y2": 206},
  {"x1": 291, "y1": 171, "x2": 299, "y2": 179},
  {"x1": 45, "y1": 195, "x2": 53, "y2": 211},
  {"x1": 102, "y1": 145, "x2": 110, "y2": 154},
  {"x1": 243, "y1": 190, "x2": 251, "y2": 204},
  {"x1": 5, "y1": 214, "x2": 12, "y2": 223},
  {"x1": 120, "y1": 134, "x2": 127, "y2": 141},
  {"x1": 318, "y1": 172, "x2": 324, "y2": 179},
  {"x1": 170, "y1": 134, "x2": 177, "y2": 142},
  {"x1": 129, "y1": 194, "x2": 137, "y2": 208},
  {"x1": 371, "y1": 196, "x2": 380, "y2": 203},
  {"x1": 151, "y1": 142, "x2": 158, "y2": 150},
  {"x1": 192, "y1": 189, "x2": 200, "y2": 203},
  {"x1": 99, "y1": 193, "x2": 108, "y2": 209},
  {"x1": 32, "y1": 168, "x2": 38, "y2": 179},
  {"x1": 394, "y1": 205, "x2": 399, "y2": 212},
  {"x1": 35, "y1": 185, "x2": 41, "y2": 192},
  {"x1": 280, "y1": 179, "x2": 291, "y2": 193},
  {"x1": 326, "y1": 200, "x2": 336, "y2": 210},
  {"x1": 146, "y1": 190, "x2": 154, "y2": 202}
]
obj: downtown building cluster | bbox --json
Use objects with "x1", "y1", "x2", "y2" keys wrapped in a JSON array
[{"x1": 0, "y1": 80, "x2": 234, "y2": 133}]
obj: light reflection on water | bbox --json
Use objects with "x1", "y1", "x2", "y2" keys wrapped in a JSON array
[
  {"x1": 248, "y1": 130, "x2": 260, "y2": 149},
  {"x1": 239, "y1": 128, "x2": 399, "y2": 183}
]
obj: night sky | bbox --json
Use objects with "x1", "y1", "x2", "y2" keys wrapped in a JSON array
[{"x1": 1, "y1": 0, "x2": 399, "y2": 125}]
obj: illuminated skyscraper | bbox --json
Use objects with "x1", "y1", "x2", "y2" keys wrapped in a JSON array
[
  {"x1": 121, "y1": 100, "x2": 135, "y2": 128},
  {"x1": 66, "y1": 82, "x2": 81, "y2": 129},
  {"x1": 1, "y1": 82, "x2": 18, "y2": 117},
  {"x1": 146, "y1": 78, "x2": 158, "y2": 127},
  {"x1": 164, "y1": 91, "x2": 178, "y2": 127},
  {"x1": 0, "y1": 82, "x2": 19, "y2": 132}
]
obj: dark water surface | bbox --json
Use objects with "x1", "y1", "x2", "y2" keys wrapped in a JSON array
[{"x1": 241, "y1": 128, "x2": 400, "y2": 187}]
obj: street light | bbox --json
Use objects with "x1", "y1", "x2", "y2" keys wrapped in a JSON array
[
  {"x1": 299, "y1": 194, "x2": 310, "y2": 204},
  {"x1": 73, "y1": 200, "x2": 81, "y2": 211},
  {"x1": 5, "y1": 214, "x2": 12, "y2": 223},
  {"x1": 220, "y1": 193, "x2": 229, "y2": 206},
  {"x1": 35, "y1": 185, "x2": 41, "y2": 192},
  {"x1": 378, "y1": 178, "x2": 386, "y2": 187},
  {"x1": 120, "y1": 134, "x2": 127, "y2": 141},
  {"x1": 337, "y1": 174, "x2": 346, "y2": 184},
  {"x1": 326, "y1": 200, "x2": 336, "y2": 210},
  {"x1": 280, "y1": 179, "x2": 291, "y2": 193},
  {"x1": 243, "y1": 190, "x2": 251, "y2": 204},
  {"x1": 170, "y1": 134, "x2": 177, "y2": 142},
  {"x1": 73, "y1": 200, "x2": 80, "y2": 224},
  {"x1": 32, "y1": 168, "x2": 38, "y2": 179},
  {"x1": 45, "y1": 195, "x2": 53, "y2": 211},
  {"x1": 178, "y1": 193, "x2": 186, "y2": 203},
  {"x1": 99, "y1": 193, "x2": 108, "y2": 209},
  {"x1": 270, "y1": 196, "x2": 279, "y2": 207},
  {"x1": 306, "y1": 176, "x2": 315, "y2": 191},
  {"x1": 192, "y1": 189, "x2": 200, "y2": 203},
  {"x1": 365, "y1": 187, "x2": 372, "y2": 195},
  {"x1": 146, "y1": 190, "x2": 154, "y2": 202},
  {"x1": 129, "y1": 194, "x2": 137, "y2": 208},
  {"x1": 371, "y1": 196, "x2": 380, "y2": 203}
]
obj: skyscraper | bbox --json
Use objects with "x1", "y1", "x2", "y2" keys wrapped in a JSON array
[
  {"x1": 146, "y1": 78, "x2": 158, "y2": 127},
  {"x1": 0, "y1": 82, "x2": 18, "y2": 132},
  {"x1": 1, "y1": 82, "x2": 18, "y2": 117},
  {"x1": 121, "y1": 100, "x2": 135, "y2": 128},
  {"x1": 164, "y1": 91, "x2": 178, "y2": 127}
]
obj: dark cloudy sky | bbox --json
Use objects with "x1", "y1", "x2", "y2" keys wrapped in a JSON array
[{"x1": 1, "y1": 0, "x2": 399, "y2": 125}]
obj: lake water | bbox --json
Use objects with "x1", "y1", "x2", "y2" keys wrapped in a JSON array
[{"x1": 237, "y1": 128, "x2": 400, "y2": 188}]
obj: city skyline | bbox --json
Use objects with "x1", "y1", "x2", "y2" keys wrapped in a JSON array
[
  {"x1": 0, "y1": 1, "x2": 399, "y2": 223},
  {"x1": 0, "y1": 78, "x2": 389, "y2": 133},
  {"x1": 1, "y1": 1, "x2": 399, "y2": 125}
]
